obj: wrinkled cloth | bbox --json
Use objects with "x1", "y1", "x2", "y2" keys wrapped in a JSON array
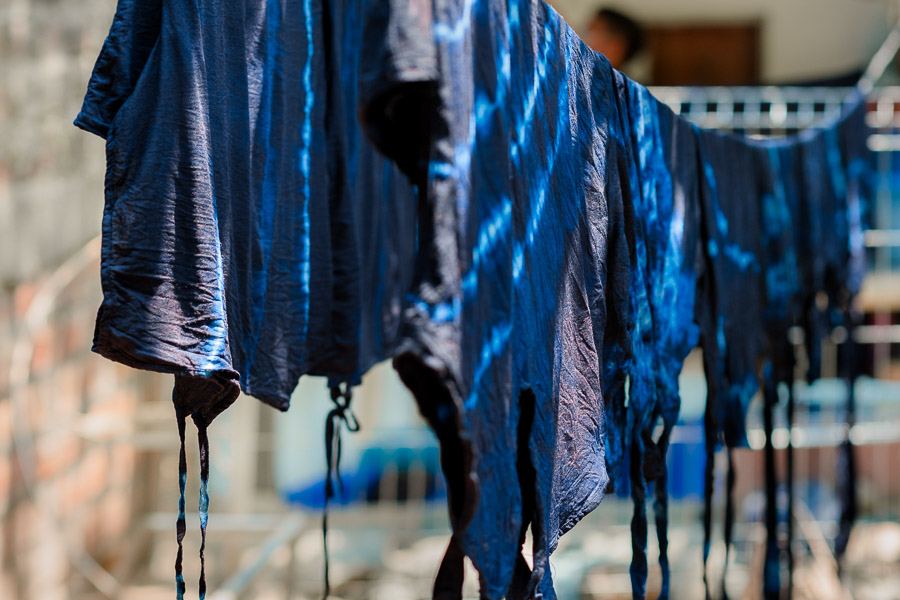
[
  {"x1": 691, "y1": 104, "x2": 872, "y2": 599},
  {"x1": 75, "y1": 0, "x2": 423, "y2": 425},
  {"x1": 387, "y1": 6, "x2": 633, "y2": 596},
  {"x1": 76, "y1": 1, "x2": 421, "y2": 595},
  {"x1": 76, "y1": 1, "x2": 873, "y2": 599}
]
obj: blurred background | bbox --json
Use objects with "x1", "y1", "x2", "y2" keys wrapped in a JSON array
[{"x1": 3, "y1": 0, "x2": 900, "y2": 599}]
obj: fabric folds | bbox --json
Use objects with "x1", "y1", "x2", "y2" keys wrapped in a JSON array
[{"x1": 77, "y1": 1, "x2": 873, "y2": 599}]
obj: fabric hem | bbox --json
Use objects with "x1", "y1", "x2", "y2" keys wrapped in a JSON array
[
  {"x1": 553, "y1": 472, "x2": 609, "y2": 551},
  {"x1": 91, "y1": 336, "x2": 287, "y2": 413},
  {"x1": 74, "y1": 111, "x2": 110, "y2": 139}
]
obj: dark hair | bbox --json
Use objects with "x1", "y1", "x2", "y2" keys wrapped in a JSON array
[{"x1": 595, "y1": 8, "x2": 646, "y2": 62}]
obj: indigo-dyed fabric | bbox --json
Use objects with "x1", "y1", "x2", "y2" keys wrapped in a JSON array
[
  {"x1": 75, "y1": 0, "x2": 424, "y2": 422},
  {"x1": 77, "y1": 1, "x2": 874, "y2": 599},
  {"x1": 690, "y1": 101, "x2": 873, "y2": 599},
  {"x1": 387, "y1": 5, "x2": 634, "y2": 597},
  {"x1": 599, "y1": 81, "x2": 702, "y2": 600},
  {"x1": 76, "y1": 0, "x2": 421, "y2": 595}
]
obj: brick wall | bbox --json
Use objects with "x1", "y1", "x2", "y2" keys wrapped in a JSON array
[
  {"x1": 1, "y1": 0, "x2": 114, "y2": 284},
  {"x1": 0, "y1": 1, "x2": 172, "y2": 598},
  {"x1": 0, "y1": 259, "x2": 171, "y2": 600}
]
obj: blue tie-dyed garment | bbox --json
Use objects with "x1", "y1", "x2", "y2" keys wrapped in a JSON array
[
  {"x1": 76, "y1": 2, "x2": 423, "y2": 596},
  {"x1": 74, "y1": 0, "x2": 426, "y2": 422},
  {"x1": 693, "y1": 106, "x2": 871, "y2": 449},
  {"x1": 77, "y1": 0, "x2": 872, "y2": 599},
  {"x1": 603, "y1": 83, "x2": 704, "y2": 599}
]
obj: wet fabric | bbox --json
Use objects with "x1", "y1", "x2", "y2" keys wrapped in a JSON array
[
  {"x1": 691, "y1": 104, "x2": 873, "y2": 599},
  {"x1": 603, "y1": 93, "x2": 872, "y2": 599},
  {"x1": 601, "y1": 82, "x2": 702, "y2": 599},
  {"x1": 76, "y1": 0, "x2": 421, "y2": 595},
  {"x1": 82, "y1": 0, "x2": 433, "y2": 411},
  {"x1": 76, "y1": 1, "x2": 873, "y2": 599},
  {"x1": 388, "y1": 6, "x2": 633, "y2": 597}
]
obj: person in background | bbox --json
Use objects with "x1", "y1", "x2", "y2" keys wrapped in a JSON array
[{"x1": 585, "y1": 8, "x2": 646, "y2": 70}]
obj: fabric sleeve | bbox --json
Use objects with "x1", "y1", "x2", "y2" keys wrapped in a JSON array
[{"x1": 74, "y1": 0, "x2": 163, "y2": 139}]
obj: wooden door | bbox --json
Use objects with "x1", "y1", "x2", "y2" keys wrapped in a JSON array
[{"x1": 648, "y1": 23, "x2": 761, "y2": 86}]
